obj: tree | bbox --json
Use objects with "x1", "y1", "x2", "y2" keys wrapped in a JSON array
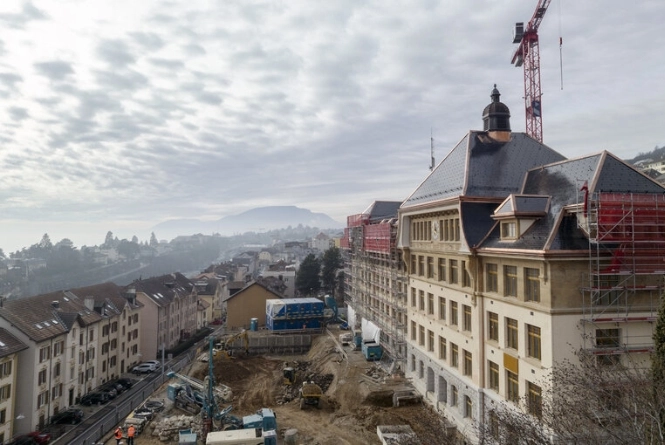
[
  {"x1": 653, "y1": 291, "x2": 665, "y2": 432},
  {"x1": 295, "y1": 254, "x2": 321, "y2": 296},
  {"x1": 150, "y1": 232, "x2": 158, "y2": 247},
  {"x1": 478, "y1": 355, "x2": 665, "y2": 444},
  {"x1": 103, "y1": 231, "x2": 115, "y2": 248},
  {"x1": 131, "y1": 235, "x2": 139, "y2": 244},
  {"x1": 321, "y1": 247, "x2": 342, "y2": 296},
  {"x1": 39, "y1": 233, "x2": 53, "y2": 251},
  {"x1": 0, "y1": 248, "x2": 5, "y2": 259}
]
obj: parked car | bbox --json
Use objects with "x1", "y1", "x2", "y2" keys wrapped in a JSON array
[
  {"x1": 131, "y1": 363, "x2": 156, "y2": 374},
  {"x1": 50, "y1": 408, "x2": 84, "y2": 425},
  {"x1": 98, "y1": 385, "x2": 117, "y2": 399},
  {"x1": 80, "y1": 391, "x2": 110, "y2": 406},
  {"x1": 17, "y1": 431, "x2": 51, "y2": 445},
  {"x1": 115, "y1": 377, "x2": 134, "y2": 390},
  {"x1": 144, "y1": 360, "x2": 162, "y2": 369}
]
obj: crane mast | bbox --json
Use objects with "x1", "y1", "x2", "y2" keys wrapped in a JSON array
[{"x1": 511, "y1": 0, "x2": 552, "y2": 143}]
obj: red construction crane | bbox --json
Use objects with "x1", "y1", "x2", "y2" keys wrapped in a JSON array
[{"x1": 511, "y1": 0, "x2": 552, "y2": 143}]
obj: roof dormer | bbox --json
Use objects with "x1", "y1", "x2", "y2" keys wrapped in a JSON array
[{"x1": 492, "y1": 194, "x2": 550, "y2": 240}]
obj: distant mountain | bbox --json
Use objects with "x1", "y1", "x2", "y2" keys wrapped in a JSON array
[{"x1": 152, "y1": 206, "x2": 343, "y2": 239}]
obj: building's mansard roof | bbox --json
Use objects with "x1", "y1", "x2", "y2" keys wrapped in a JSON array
[
  {"x1": 132, "y1": 272, "x2": 195, "y2": 307},
  {"x1": 362, "y1": 201, "x2": 402, "y2": 222},
  {"x1": 402, "y1": 132, "x2": 565, "y2": 208}
]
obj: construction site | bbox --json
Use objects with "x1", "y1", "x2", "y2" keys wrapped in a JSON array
[{"x1": 127, "y1": 328, "x2": 450, "y2": 445}]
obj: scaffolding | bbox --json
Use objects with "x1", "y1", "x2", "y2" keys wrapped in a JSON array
[
  {"x1": 580, "y1": 192, "x2": 665, "y2": 357},
  {"x1": 341, "y1": 214, "x2": 406, "y2": 370}
]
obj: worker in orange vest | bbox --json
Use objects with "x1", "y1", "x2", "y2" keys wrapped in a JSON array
[
  {"x1": 127, "y1": 424, "x2": 136, "y2": 445},
  {"x1": 114, "y1": 426, "x2": 123, "y2": 445}
]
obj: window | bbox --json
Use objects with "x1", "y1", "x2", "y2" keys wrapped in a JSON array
[
  {"x1": 427, "y1": 293, "x2": 434, "y2": 315},
  {"x1": 411, "y1": 287, "x2": 416, "y2": 307},
  {"x1": 38, "y1": 368, "x2": 47, "y2": 385},
  {"x1": 0, "y1": 409, "x2": 5, "y2": 424},
  {"x1": 450, "y1": 260, "x2": 459, "y2": 284},
  {"x1": 52, "y1": 383, "x2": 63, "y2": 399},
  {"x1": 53, "y1": 340, "x2": 64, "y2": 356},
  {"x1": 419, "y1": 325, "x2": 425, "y2": 346},
  {"x1": 506, "y1": 370, "x2": 519, "y2": 402},
  {"x1": 428, "y1": 330, "x2": 434, "y2": 352},
  {"x1": 463, "y1": 350, "x2": 472, "y2": 376},
  {"x1": 419, "y1": 290, "x2": 425, "y2": 311},
  {"x1": 486, "y1": 263, "x2": 498, "y2": 292},
  {"x1": 488, "y1": 361, "x2": 499, "y2": 391},
  {"x1": 54, "y1": 362, "x2": 61, "y2": 378},
  {"x1": 450, "y1": 301, "x2": 458, "y2": 326},
  {"x1": 454, "y1": 218, "x2": 460, "y2": 241},
  {"x1": 596, "y1": 329, "x2": 621, "y2": 366},
  {"x1": 439, "y1": 336, "x2": 447, "y2": 360},
  {"x1": 0, "y1": 385, "x2": 10, "y2": 402},
  {"x1": 451, "y1": 343, "x2": 459, "y2": 368},
  {"x1": 527, "y1": 382, "x2": 542, "y2": 417},
  {"x1": 451, "y1": 385, "x2": 458, "y2": 406},
  {"x1": 427, "y1": 257, "x2": 434, "y2": 279},
  {"x1": 102, "y1": 325, "x2": 110, "y2": 336},
  {"x1": 463, "y1": 305, "x2": 472, "y2": 332},
  {"x1": 501, "y1": 221, "x2": 517, "y2": 239},
  {"x1": 488, "y1": 312, "x2": 499, "y2": 341},
  {"x1": 506, "y1": 318, "x2": 518, "y2": 349},
  {"x1": 525, "y1": 268, "x2": 540, "y2": 302},
  {"x1": 464, "y1": 395, "x2": 473, "y2": 418},
  {"x1": 411, "y1": 321, "x2": 416, "y2": 340},
  {"x1": 418, "y1": 256, "x2": 425, "y2": 276},
  {"x1": 527, "y1": 325, "x2": 541, "y2": 360},
  {"x1": 89, "y1": 330, "x2": 94, "y2": 341},
  {"x1": 37, "y1": 390, "x2": 49, "y2": 407},
  {"x1": 462, "y1": 261, "x2": 471, "y2": 287},
  {"x1": 0, "y1": 362, "x2": 11, "y2": 379},
  {"x1": 438, "y1": 258, "x2": 446, "y2": 282},
  {"x1": 411, "y1": 255, "x2": 417, "y2": 274},
  {"x1": 39, "y1": 346, "x2": 50, "y2": 363},
  {"x1": 504, "y1": 266, "x2": 517, "y2": 296},
  {"x1": 489, "y1": 411, "x2": 499, "y2": 439},
  {"x1": 438, "y1": 297, "x2": 446, "y2": 321}
]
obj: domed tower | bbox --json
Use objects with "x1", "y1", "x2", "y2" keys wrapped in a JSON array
[{"x1": 482, "y1": 84, "x2": 511, "y2": 142}]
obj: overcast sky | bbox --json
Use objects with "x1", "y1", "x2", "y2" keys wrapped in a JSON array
[{"x1": 1, "y1": 0, "x2": 664, "y2": 253}]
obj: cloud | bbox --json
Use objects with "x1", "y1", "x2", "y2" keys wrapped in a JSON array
[
  {"x1": 0, "y1": 72, "x2": 22, "y2": 88},
  {"x1": 97, "y1": 39, "x2": 136, "y2": 67},
  {"x1": 129, "y1": 32, "x2": 165, "y2": 50},
  {"x1": 7, "y1": 106, "x2": 28, "y2": 121},
  {"x1": 0, "y1": 1, "x2": 48, "y2": 29},
  {"x1": 34, "y1": 61, "x2": 74, "y2": 81}
]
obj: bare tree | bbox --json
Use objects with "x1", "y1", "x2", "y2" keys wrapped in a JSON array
[{"x1": 479, "y1": 355, "x2": 665, "y2": 444}]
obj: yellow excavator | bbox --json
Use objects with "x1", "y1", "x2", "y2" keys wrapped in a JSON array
[{"x1": 216, "y1": 330, "x2": 249, "y2": 358}]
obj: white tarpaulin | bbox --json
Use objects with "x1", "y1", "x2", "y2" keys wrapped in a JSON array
[
  {"x1": 361, "y1": 318, "x2": 381, "y2": 343},
  {"x1": 347, "y1": 305, "x2": 357, "y2": 328}
]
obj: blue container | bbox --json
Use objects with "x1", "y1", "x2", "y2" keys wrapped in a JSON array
[
  {"x1": 266, "y1": 298, "x2": 325, "y2": 320},
  {"x1": 250, "y1": 318, "x2": 258, "y2": 331},
  {"x1": 362, "y1": 341, "x2": 383, "y2": 361}
]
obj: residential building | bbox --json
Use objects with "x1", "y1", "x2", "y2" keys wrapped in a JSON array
[
  {"x1": 192, "y1": 275, "x2": 223, "y2": 322},
  {"x1": 0, "y1": 291, "x2": 103, "y2": 433},
  {"x1": 132, "y1": 273, "x2": 198, "y2": 361},
  {"x1": 0, "y1": 328, "x2": 28, "y2": 443},
  {"x1": 69, "y1": 283, "x2": 143, "y2": 381},
  {"x1": 310, "y1": 232, "x2": 332, "y2": 252},
  {"x1": 224, "y1": 282, "x2": 283, "y2": 330},
  {"x1": 260, "y1": 261, "x2": 296, "y2": 297}
]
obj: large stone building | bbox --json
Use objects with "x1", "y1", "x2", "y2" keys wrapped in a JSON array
[{"x1": 344, "y1": 86, "x2": 665, "y2": 442}]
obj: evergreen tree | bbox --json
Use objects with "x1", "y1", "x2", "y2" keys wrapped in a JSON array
[
  {"x1": 296, "y1": 254, "x2": 321, "y2": 296},
  {"x1": 321, "y1": 247, "x2": 342, "y2": 296},
  {"x1": 150, "y1": 232, "x2": 158, "y2": 247},
  {"x1": 653, "y1": 293, "x2": 665, "y2": 431}
]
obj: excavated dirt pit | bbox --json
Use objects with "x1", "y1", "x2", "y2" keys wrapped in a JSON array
[{"x1": 133, "y1": 334, "x2": 453, "y2": 444}]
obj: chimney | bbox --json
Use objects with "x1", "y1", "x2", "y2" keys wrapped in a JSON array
[
  {"x1": 482, "y1": 84, "x2": 512, "y2": 142},
  {"x1": 52, "y1": 300, "x2": 60, "y2": 309},
  {"x1": 84, "y1": 297, "x2": 94, "y2": 311}
]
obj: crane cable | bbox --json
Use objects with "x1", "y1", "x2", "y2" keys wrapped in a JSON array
[{"x1": 558, "y1": 0, "x2": 563, "y2": 90}]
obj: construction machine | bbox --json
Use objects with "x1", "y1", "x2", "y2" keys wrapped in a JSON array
[
  {"x1": 283, "y1": 366, "x2": 296, "y2": 386},
  {"x1": 299, "y1": 380, "x2": 323, "y2": 409},
  {"x1": 217, "y1": 330, "x2": 249, "y2": 357}
]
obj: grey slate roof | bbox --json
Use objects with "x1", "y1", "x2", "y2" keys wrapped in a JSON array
[
  {"x1": 479, "y1": 151, "x2": 665, "y2": 251},
  {"x1": 362, "y1": 201, "x2": 403, "y2": 222},
  {"x1": 0, "y1": 290, "x2": 102, "y2": 342},
  {"x1": 0, "y1": 328, "x2": 28, "y2": 357},
  {"x1": 402, "y1": 132, "x2": 565, "y2": 208},
  {"x1": 131, "y1": 273, "x2": 195, "y2": 307}
]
